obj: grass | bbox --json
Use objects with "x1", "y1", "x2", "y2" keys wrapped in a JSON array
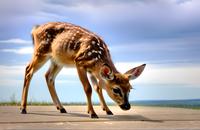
[
  {"x1": 0, "y1": 101, "x2": 200, "y2": 110},
  {"x1": 0, "y1": 93, "x2": 103, "y2": 106},
  {"x1": 1, "y1": 94, "x2": 199, "y2": 109},
  {"x1": 0, "y1": 101, "x2": 87, "y2": 106}
]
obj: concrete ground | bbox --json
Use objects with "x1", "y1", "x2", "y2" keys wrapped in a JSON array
[{"x1": 0, "y1": 105, "x2": 200, "y2": 130}]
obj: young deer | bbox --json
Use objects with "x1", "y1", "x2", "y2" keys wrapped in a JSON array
[{"x1": 21, "y1": 22, "x2": 146, "y2": 118}]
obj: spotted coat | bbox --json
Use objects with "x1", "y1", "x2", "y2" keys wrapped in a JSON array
[{"x1": 32, "y1": 22, "x2": 110, "y2": 68}]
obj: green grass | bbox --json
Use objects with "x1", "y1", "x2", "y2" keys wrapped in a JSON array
[
  {"x1": 1, "y1": 94, "x2": 200, "y2": 109},
  {"x1": 0, "y1": 101, "x2": 86, "y2": 106},
  {"x1": 0, "y1": 101, "x2": 200, "y2": 110},
  {"x1": 0, "y1": 93, "x2": 102, "y2": 106}
]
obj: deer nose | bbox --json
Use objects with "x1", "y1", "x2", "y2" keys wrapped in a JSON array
[{"x1": 120, "y1": 103, "x2": 131, "y2": 110}]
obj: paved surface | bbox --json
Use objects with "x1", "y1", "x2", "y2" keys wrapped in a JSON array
[{"x1": 0, "y1": 105, "x2": 200, "y2": 130}]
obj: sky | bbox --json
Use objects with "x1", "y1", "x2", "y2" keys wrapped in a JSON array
[{"x1": 0, "y1": 0, "x2": 200, "y2": 103}]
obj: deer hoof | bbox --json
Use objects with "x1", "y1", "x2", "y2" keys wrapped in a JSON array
[
  {"x1": 60, "y1": 108, "x2": 67, "y2": 113},
  {"x1": 21, "y1": 108, "x2": 27, "y2": 114},
  {"x1": 90, "y1": 113, "x2": 99, "y2": 118},
  {"x1": 106, "y1": 111, "x2": 113, "y2": 115}
]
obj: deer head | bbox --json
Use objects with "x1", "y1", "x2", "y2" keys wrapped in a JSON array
[{"x1": 99, "y1": 64, "x2": 146, "y2": 110}]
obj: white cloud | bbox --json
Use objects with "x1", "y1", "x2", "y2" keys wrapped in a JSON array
[
  {"x1": 1, "y1": 47, "x2": 33, "y2": 54},
  {"x1": 59, "y1": 68, "x2": 77, "y2": 76},
  {"x1": 56, "y1": 80, "x2": 78, "y2": 84},
  {"x1": 1, "y1": 62, "x2": 200, "y2": 88},
  {"x1": 142, "y1": 65, "x2": 200, "y2": 86},
  {"x1": 0, "y1": 38, "x2": 31, "y2": 44},
  {"x1": 0, "y1": 63, "x2": 77, "y2": 79},
  {"x1": 0, "y1": 79, "x2": 22, "y2": 87},
  {"x1": 0, "y1": 64, "x2": 78, "y2": 88},
  {"x1": 0, "y1": 65, "x2": 25, "y2": 77},
  {"x1": 0, "y1": 65, "x2": 25, "y2": 87},
  {"x1": 115, "y1": 62, "x2": 200, "y2": 87}
]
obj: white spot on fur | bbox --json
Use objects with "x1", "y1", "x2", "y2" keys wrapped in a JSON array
[
  {"x1": 95, "y1": 57, "x2": 98, "y2": 61},
  {"x1": 92, "y1": 50, "x2": 98, "y2": 53},
  {"x1": 79, "y1": 38, "x2": 84, "y2": 41},
  {"x1": 46, "y1": 38, "x2": 50, "y2": 42},
  {"x1": 98, "y1": 55, "x2": 101, "y2": 59},
  {"x1": 88, "y1": 51, "x2": 92, "y2": 56},
  {"x1": 92, "y1": 41, "x2": 96, "y2": 44},
  {"x1": 100, "y1": 47, "x2": 104, "y2": 50}
]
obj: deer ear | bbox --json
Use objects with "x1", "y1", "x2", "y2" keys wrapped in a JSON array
[
  {"x1": 124, "y1": 64, "x2": 146, "y2": 80},
  {"x1": 100, "y1": 64, "x2": 114, "y2": 80}
]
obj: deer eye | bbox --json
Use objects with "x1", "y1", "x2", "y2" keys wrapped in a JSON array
[{"x1": 112, "y1": 87, "x2": 122, "y2": 97}]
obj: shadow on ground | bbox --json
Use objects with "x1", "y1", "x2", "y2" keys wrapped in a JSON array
[{"x1": 28, "y1": 112, "x2": 163, "y2": 123}]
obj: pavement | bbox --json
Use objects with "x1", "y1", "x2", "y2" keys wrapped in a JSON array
[{"x1": 0, "y1": 105, "x2": 200, "y2": 130}]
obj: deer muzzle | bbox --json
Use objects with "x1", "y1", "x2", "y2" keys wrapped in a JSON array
[
  {"x1": 120, "y1": 102, "x2": 131, "y2": 110},
  {"x1": 119, "y1": 93, "x2": 131, "y2": 110}
]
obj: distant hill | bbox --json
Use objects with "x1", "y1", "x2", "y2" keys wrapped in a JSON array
[{"x1": 131, "y1": 99, "x2": 200, "y2": 109}]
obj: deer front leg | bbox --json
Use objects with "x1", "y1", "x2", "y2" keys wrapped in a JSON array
[
  {"x1": 76, "y1": 66, "x2": 98, "y2": 118},
  {"x1": 96, "y1": 87, "x2": 113, "y2": 115},
  {"x1": 21, "y1": 55, "x2": 49, "y2": 114},
  {"x1": 45, "y1": 61, "x2": 66, "y2": 113},
  {"x1": 90, "y1": 74, "x2": 113, "y2": 115}
]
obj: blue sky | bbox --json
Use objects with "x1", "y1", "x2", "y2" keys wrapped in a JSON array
[{"x1": 0, "y1": 0, "x2": 200, "y2": 103}]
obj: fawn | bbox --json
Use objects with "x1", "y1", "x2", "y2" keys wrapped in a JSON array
[{"x1": 20, "y1": 22, "x2": 146, "y2": 118}]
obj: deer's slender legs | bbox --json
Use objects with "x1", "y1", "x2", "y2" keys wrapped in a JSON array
[
  {"x1": 76, "y1": 66, "x2": 98, "y2": 118},
  {"x1": 21, "y1": 55, "x2": 49, "y2": 114},
  {"x1": 45, "y1": 61, "x2": 66, "y2": 113},
  {"x1": 90, "y1": 74, "x2": 113, "y2": 115}
]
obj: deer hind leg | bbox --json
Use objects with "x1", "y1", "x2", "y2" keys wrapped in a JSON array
[
  {"x1": 76, "y1": 66, "x2": 98, "y2": 118},
  {"x1": 89, "y1": 74, "x2": 113, "y2": 115},
  {"x1": 45, "y1": 61, "x2": 66, "y2": 113},
  {"x1": 21, "y1": 55, "x2": 49, "y2": 114}
]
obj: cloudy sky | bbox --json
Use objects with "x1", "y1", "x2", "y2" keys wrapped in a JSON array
[{"x1": 0, "y1": 0, "x2": 200, "y2": 103}]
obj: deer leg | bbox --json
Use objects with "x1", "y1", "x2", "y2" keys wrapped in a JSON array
[
  {"x1": 76, "y1": 66, "x2": 98, "y2": 118},
  {"x1": 45, "y1": 61, "x2": 66, "y2": 113},
  {"x1": 21, "y1": 55, "x2": 49, "y2": 114},
  {"x1": 90, "y1": 74, "x2": 113, "y2": 115}
]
